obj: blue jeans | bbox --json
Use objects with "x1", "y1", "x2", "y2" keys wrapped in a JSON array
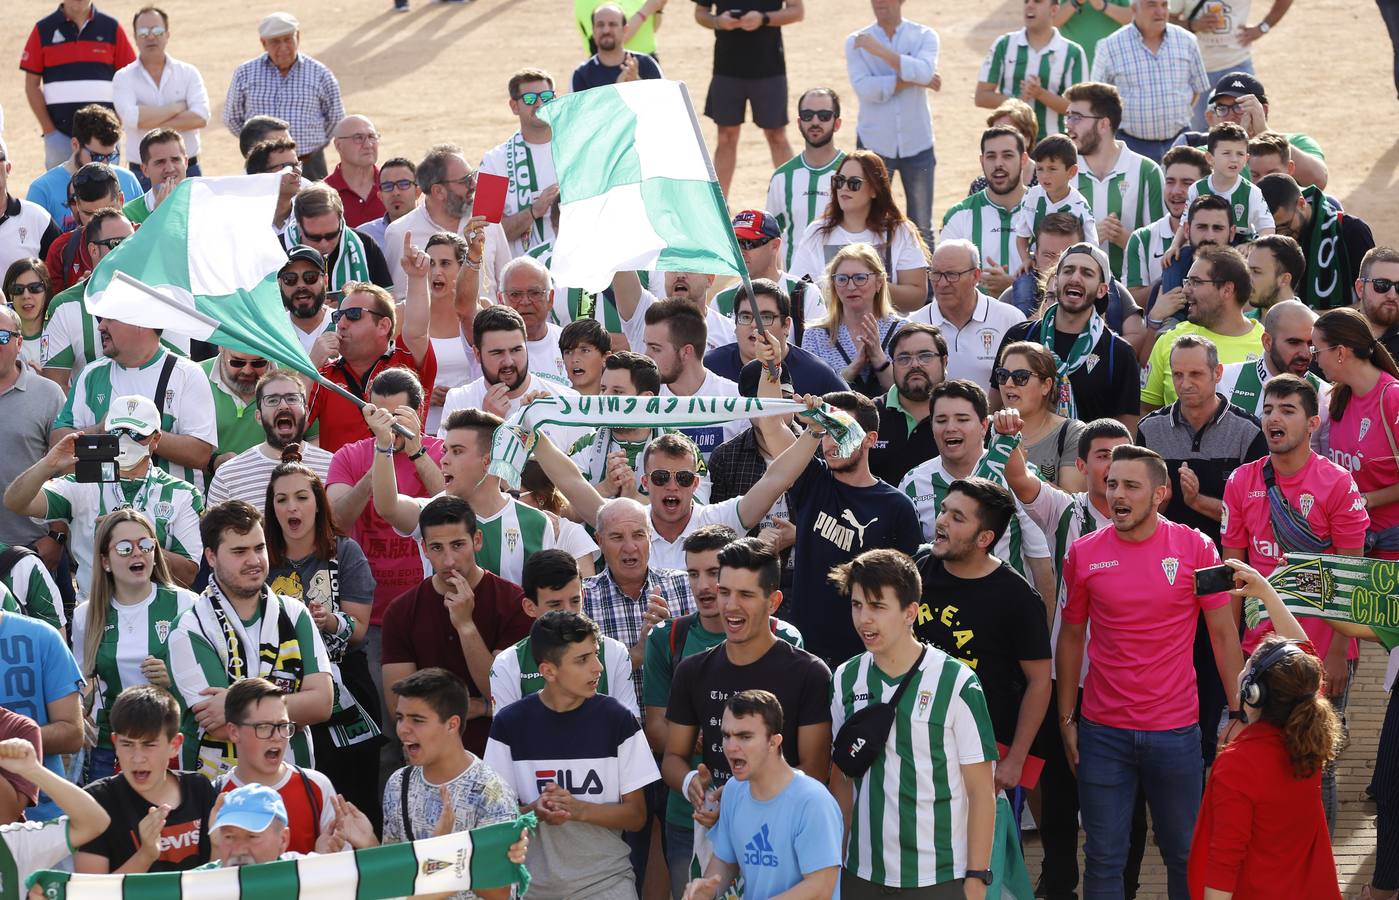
[
  {"x1": 862, "y1": 141, "x2": 936, "y2": 248},
  {"x1": 1116, "y1": 131, "x2": 1181, "y2": 166},
  {"x1": 1077, "y1": 719, "x2": 1203, "y2": 900},
  {"x1": 665, "y1": 819, "x2": 694, "y2": 900},
  {"x1": 85, "y1": 746, "x2": 116, "y2": 784},
  {"x1": 1193, "y1": 58, "x2": 1256, "y2": 131}
]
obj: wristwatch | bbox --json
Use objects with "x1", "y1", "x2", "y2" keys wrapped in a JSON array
[
  {"x1": 1258, "y1": 21, "x2": 1271, "y2": 33},
  {"x1": 761, "y1": 11, "x2": 771, "y2": 26},
  {"x1": 965, "y1": 869, "x2": 994, "y2": 886},
  {"x1": 407, "y1": 447, "x2": 428, "y2": 462}
]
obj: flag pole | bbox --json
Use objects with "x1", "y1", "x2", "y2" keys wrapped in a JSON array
[{"x1": 109, "y1": 272, "x2": 415, "y2": 439}]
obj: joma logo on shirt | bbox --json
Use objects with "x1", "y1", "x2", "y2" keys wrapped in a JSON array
[{"x1": 534, "y1": 768, "x2": 604, "y2": 795}]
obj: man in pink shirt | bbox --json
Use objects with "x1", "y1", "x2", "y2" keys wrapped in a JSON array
[
  {"x1": 1057, "y1": 444, "x2": 1245, "y2": 900},
  {"x1": 1221, "y1": 373, "x2": 1367, "y2": 832}
]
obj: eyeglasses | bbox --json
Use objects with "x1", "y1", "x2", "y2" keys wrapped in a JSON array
[
  {"x1": 227, "y1": 358, "x2": 269, "y2": 370},
  {"x1": 82, "y1": 146, "x2": 120, "y2": 164},
  {"x1": 930, "y1": 268, "x2": 976, "y2": 284},
  {"x1": 1362, "y1": 277, "x2": 1399, "y2": 295},
  {"x1": 831, "y1": 174, "x2": 864, "y2": 191},
  {"x1": 0, "y1": 330, "x2": 16, "y2": 346},
  {"x1": 300, "y1": 227, "x2": 342, "y2": 244},
  {"x1": 1208, "y1": 103, "x2": 1243, "y2": 117},
  {"x1": 91, "y1": 236, "x2": 127, "y2": 251},
  {"x1": 112, "y1": 537, "x2": 156, "y2": 557},
  {"x1": 993, "y1": 367, "x2": 1037, "y2": 386},
  {"x1": 236, "y1": 721, "x2": 296, "y2": 739},
  {"x1": 1181, "y1": 276, "x2": 1225, "y2": 289},
  {"x1": 648, "y1": 469, "x2": 698, "y2": 488},
  {"x1": 735, "y1": 311, "x2": 779, "y2": 326},
  {"x1": 1064, "y1": 112, "x2": 1105, "y2": 125},
  {"x1": 279, "y1": 270, "x2": 323, "y2": 286},
  {"x1": 261, "y1": 392, "x2": 306, "y2": 408},
  {"x1": 516, "y1": 90, "x2": 556, "y2": 106},
  {"x1": 331, "y1": 307, "x2": 387, "y2": 325},
  {"x1": 503, "y1": 288, "x2": 549, "y2": 304},
  {"x1": 338, "y1": 132, "x2": 379, "y2": 145},
  {"x1": 798, "y1": 109, "x2": 835, "y2": 122},
  {"x1": 7, "y1": 283, "x2": 45, "y2": 297},
  {"x1": 833, "y1": 272, "x2": 878, "y2": 288},
  {"x1": 379, "y1": 178, "x2": 416, "y2": 192},
  {"x1": 894, "y1": 350, "x2": 942, "y2": 368},
  {"x1": 135, "y1": 25, "x2": 167, "y2": 37},
  {"x1": 1309, "y1": 344, "x2": 1341, "y2": 358},
  {"x1": 737, "y1": 237, "x2": 773, "y2": 251},
  {"x1": 440, "y1": 173, "x2": 476, "y2": 190}
]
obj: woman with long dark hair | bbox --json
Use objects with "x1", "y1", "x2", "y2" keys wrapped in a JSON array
[
  {"x1": 263, "y1": 447, "x2": 383, "y2": 829},
  {"x1": 3, "y1": 257, "x2": 54, "y2": 368}
]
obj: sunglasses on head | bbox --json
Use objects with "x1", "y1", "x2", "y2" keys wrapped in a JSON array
[
  {"x1": 798, "y1": 109, "x2": 835, "y2": 122},
  {"x1": 1363, "y1": 277, "x2": 1399, "y2": 295},
  {"x1": 112, "y1": 537, "x2": 156, "y2": 557},
  {"x1": 280, "y1": 270, "x2": 323, "y2": 286},
  {"x1": 832, "y1": 174, "x2": 864, "y2": 191},
  {"x1": 992, "y1": 367, "x2": 1036, "y2": 386},
  {"x1": 648, "y1": 469, "x2": 698, "y2": 488},
  {"x1": 517, "y1": 90, "x2": 556, "y2": 106},
  {"x1": 7, "y1": 283, "x2": 45, "y2": 297},
  {"x1": 331, "y1": 306, "x2": 387, "y2": 325},
  {"x1": 227, "y1": 358, "x2": 269, "y2": 370}
]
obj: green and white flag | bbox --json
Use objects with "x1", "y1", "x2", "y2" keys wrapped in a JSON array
[
  {"x1": 536, "y1": 79, "x2": 745, "y2": 292},
  {"x1": 1244, "y1": 553, "x2": 1399, "y2": 629},
  {"x1": 84, "y1": 174, "x2": 319, "y2": 380},
  {"x1": 29, "y1": 813, "x2": 536, "y2": 900}
]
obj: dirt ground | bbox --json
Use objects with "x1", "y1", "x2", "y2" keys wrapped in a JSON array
[{"x1": 2, "y1": 0, "x2": 1394, "y2": 895}]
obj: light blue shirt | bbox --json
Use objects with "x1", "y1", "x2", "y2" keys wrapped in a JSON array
[
  {"x1": 26, "y1": 161, "x2": 144, "y2": 233},
  {"x1": 0, "y1": 610, "x2": 84, "y2": 821},
  {"x1": 709, "y1": 770, "x2": 844, "y2": 899},
  {"x1": 844, "y1": 20, "x2": 939, "y2": 158}
]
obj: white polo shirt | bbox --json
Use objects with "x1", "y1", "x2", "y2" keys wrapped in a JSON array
[
  {"x1": 906, "y1": 291, "x2": 1025, "y2": 391},
  {"x1": 111, "y1": 54, "x2": 210, "y2": 160}
]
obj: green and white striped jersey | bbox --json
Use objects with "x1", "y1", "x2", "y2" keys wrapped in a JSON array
[
  {"x1": 831, "y1": 648, "x2": 998, "y2": 888},
  {"x1": 1123, "y1": 215, "x2": 1177, "y2": 289},
  {"x1": 39, "y1": 281, "x2": 97, "y2": 374},
  {"x1": 1187, "y1": 174, "x2": 1274, "y2": 240},
  {"x1": 568, "y1": 427, "x2": 710, "y2": 500},
  {"x1": 1218, "y1": 359, "x2": 1330, "y2": 439},
  {"x1": 898, "y1": 455, "x2": 1050, "y2": 577},
  {"x1": 0, "y1": 545, "x2": 64, "y2": 632},
  {"x1": 939, "y1": 190, "x2": 1023, "y2": 274},
  {"x1": 71, "y1": 584, "x2": 198, "y2": 749},
  {"x1": 1011, "y1": 184, "x2": 1100, "y2": 244},
  {"x1": 978, "y1": 28, "x2": 1088, "y2": 139},
  {"x1": 0, "y1": 817, "x2": 71, "y2": 900},
  {"x1": 766, "y1": 150, "x2": 846, "y2": 272},
  {"x1": 489, "y1": 631, "x2": 636, "y2": 716},
  {"x1": 42, "y1": 468, "x2": 204, "y2": 604},
  {"x1": 1076, "y1": 144, "x2": 1165, "y2": 277}
]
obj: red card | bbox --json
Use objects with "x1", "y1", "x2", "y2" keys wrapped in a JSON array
[
  {"x1": 471, "y1": 172, "x2": 509, "y2": 223},
  {"x1": 996, "y1": 743, "x2": 1046, "y2": 790}
]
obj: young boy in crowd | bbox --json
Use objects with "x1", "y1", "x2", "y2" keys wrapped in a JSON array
[
  {"x1": 1014, "y1": 134, "x2": 1099, "y2": 269},
  {"x1": 76, "y1": 686, "x2": 219, "y2": 874},
  {"x1": 559, "y1": 318, "x2": 610, "y2": 395},
  {"x1": 1186, "y1": 122, "x2": 1276, "y2": 240}
]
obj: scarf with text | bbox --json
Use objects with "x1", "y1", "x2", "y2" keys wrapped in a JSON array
[
  {"x1": 1299, "y1": 186, "x2": 1354, "y2": 309},
  {"x1": 1243, "y1": 552, "x2": 1399, "y2": 630}
]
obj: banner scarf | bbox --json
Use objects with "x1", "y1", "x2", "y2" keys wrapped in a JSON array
[
  {"x1": 284, "y1": 220, "x2": 371, "y2": 295},
  {"x1": 1300, "y1": 185, "x2": 1353, "y2": 309},
  {"x1": 489, "y1": 395, "x2": 866, "y2": 490},
  {"x1": 1243, "y1": 552, "x2": 1399, "y2": 630},
  {"x1": 29, "y1": 813, "x2": 537, "y2": 900}
]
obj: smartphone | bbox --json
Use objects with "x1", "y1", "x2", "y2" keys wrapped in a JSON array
[
  {"x1": 1193, "y1": 564, "x2": 1234, "y2": 596},
  {"x1": 74, "y1": 433, "x2": 120, "y2": 484}
]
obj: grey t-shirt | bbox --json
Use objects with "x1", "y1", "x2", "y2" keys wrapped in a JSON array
[{"x1": 0, "y1": 365, "x2": 65, "y2": 544}]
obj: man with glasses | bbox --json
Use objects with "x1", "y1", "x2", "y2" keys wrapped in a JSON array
[
  {"x1": 208, "y1": 372, "x2": 332, "y2": 508},
  {"x1": 1147, "y1": 193, "x2": 1237, "y2": 332},
  {"x1": 869, "y1": 322, "x2": 945, "y2": 485},
  {"x1": 40, "y1": 200, "x2": 130, "y2": 390},
  {"x1": 111, "y1": 6, "x2": 209, "y2": 189},
  {"x1": 0, "y1": 139, "x2": 61, "y2": 276},
  {"x1": 224, "y1": 13, "x2": 344, "y2": 182},
  {"x1": 358, "y1": 157, "x2": 418, "y2": 253},
  {"x1": 204, "y1": 348, "x2": 278, "y2": 468},
  {"x1": 766, "y1": 88, "x2": 845, "y2": 272},
  {"x1": 279, "y1": 246, "x2": 337, "y2": 367},
  {"x1": 497, "y1": 256, "x2": 569, "y2": 382},
  {"x1": 705, "y1": 277, "x2": 845, "y2": 395},
  {"x1": 1358, "y1": 247, "x2": 1399, "y2": 360},
  {"x1": 1259, "y1": 172, "x2": 1376, "y2": 311},
  {"x1": 283, "y1": 183, "x2": 393, "y2": 297},
  {"x1": 907, "y1": 239, "x2": 1025, "y2": 391},
  {"x1": 480, "y1": 69, "x2": 561, "y2": 258},
  {"x1": 325, "y1": 115, "x2": 385, "y2": 229},
  {"x1": 26, "y1": 104, "x2": 143, "y2": 232},
  {"x1": 711, "y1": 210, "x2": 827, "y2": 338}
]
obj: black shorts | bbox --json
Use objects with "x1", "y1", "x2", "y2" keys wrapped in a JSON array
[{"x1": 704, "y1": 73, "x2": 789, "y2": 129}]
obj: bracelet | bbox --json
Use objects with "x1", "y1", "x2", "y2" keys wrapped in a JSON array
[
  {"x1": 464, "y1": 254, "x2": 482, "y2": 270},
  {"x1": 374, "y1": 444, "x2": 395, "y2": 456},
  {"x1": 872, "y1": 358, "x2": 891, "y2": 372},
  {"x1": 682, "y1": 769, "x2": 700, "y2": 799},
  {"x1": 761, "y1": 11, "x2": 770, "y2": 26},
  {"x1": 407, "y1": 447, "x2": 427, "y2": 461},
  {"x1": 1145, "y1": 316, "x2": 1166, "y2": 330}
]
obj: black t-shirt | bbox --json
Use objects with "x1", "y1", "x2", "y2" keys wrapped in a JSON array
[
  {"x1": 869, "y1": 394, "x2": 938, "y2": 487},
  {"x1": 81, "y1": 771, "x2": 219, "y2": 871},
  {"x1": 912, "y1": 552, "x2": 1051, "y2": 744},
  {"x1": 666, "y1": 638, "x2": 831, "y2": 789},
  {"x1": 571, "y1": 53, "x2": 664, "y2": 92},
  {"x1": 999, "y1": 318, "x2": 1140, "y2": 423},
  {"x1": 786, "y1": 457, "x2": 923, "y2": 667},
  {"x1": 695, "y1": 1, "x2": 787, "y2": 78}
]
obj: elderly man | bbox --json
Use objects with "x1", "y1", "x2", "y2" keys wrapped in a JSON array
[
  {"x1": 0, "y1": 140, "x2": 61, "y2": 275},
  {"x1": 111, "y1": 5, "x2": 209, "y2": 187},
  {"x1": 497, "y1": 256, "x2": 568, "y2": 382},
  {"x1": 121, "y1": 128, "x2": 188, "y2": 224},
  {"x1": 325, "y1": 115, "x2": 385, "y2": 228},
  {"x1": 283, "y1": 183, "x2": 393, "y2": 295},
  {"x1": 1090, "y1": 0, "x2": 1208, "y2": 163},
  {"x1": 907, "y1": 239, "x2": 1026, "y2": 391},
  {"x1": 358, "y1": 156, "x2": 418, "y2": 252},
  {"x1": 480, "y1": 69, "x2": 560, "y2": 258},
  {"x1": 224, "y1": 12, "x2": 344, "y2": 181}
]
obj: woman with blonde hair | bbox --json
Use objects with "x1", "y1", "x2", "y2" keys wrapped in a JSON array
[
  {"x1": 802, "y1": 242, "x2": 904, "y2": 397},
  {"x1": 995, "y1": 341, "x2": 1086, "y2": 491},
  {"x1": 71, "y1": 508, "x2": 198, "y2": 783},
  {"x1": 789, "y1": 150, "x2": 929, "y2": 311}
]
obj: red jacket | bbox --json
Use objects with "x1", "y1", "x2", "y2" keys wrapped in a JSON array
[{"x1": 1188, "y1": 720, "x2": 1340, "y2": 900}]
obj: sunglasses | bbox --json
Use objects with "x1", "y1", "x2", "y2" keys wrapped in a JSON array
[
  {"x1": 331, "y1": 307, "x2": 387, "y2": 325},
  {"x1": 1362, "y1": 277, "x2": 1399, "y2": 295},
  {"x1": 648, "y1": 469, "x2": 698, "y2": 488},
  {"x1": 91, "y1": 236, "x2": 127, "y2": 251},
  {"x1": 109, "y1": 427, "x2": 153, "y2": 441},
  {"x1": 135, "y1": 25, "x2": 167, "y2": 37},
  {"x1": 379, "y1": 178, "x2": 415, "y2": 192},
  {"x1": 517, "y1": 90, "x2": 556, "y2": 106},
  {"x1": 831, "y1": 174, "x2": 864, "y2": 191},
  {"x1": 279, "y1": 270, "x2": 323, "y2": 286},
  {"x1": 832, "y1": 272, "x2": 877, "y2": 287},
  {"x1": 227, "y1": 358, "x2": 269, "y2": 370},
  {"x1": 7, "y1": 283, "x2": 45, "y2": 297},
  {"x1": 83, "y1": 146, "x2": 120, "y2": 164},
  {"x1": 0, "y1": 330, "x2": 15, "y2": 346},
  {"x1": 300, "y1": 228, "x2": 342, "y2": 244},
  {"x1": 992, "y1": 367, "x2": 1036, "y2": 386},
  {"x1": 737, "y1": 237, "x2": 773, "y2": 251},
  {"x1": 112, "y1": 537, "x2": 156, "y2": 557},
  {"x1": 798, "y1": 109, "x2": 835, "y2": 122}
]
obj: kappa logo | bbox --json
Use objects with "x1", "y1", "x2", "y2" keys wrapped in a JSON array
[
  {"x1": 1088, "y1": 560, "x2": 1119, "y2": 571},
  {"x1": 1352, "y1": 497, "x2": 1367, "y2": 511},
  {"x1": 1299, "y1": 493, "x2": 1315, "y2": 517},
  {"x1": 743, "y1": 825, "x2": 780, "y2": 868},
  {"x1": 1161, "y1": 557, "x2": 1180, "y2": 585},
  {"x1": 1360, "y1": 417, "x2": 1373, "y2": 441}
]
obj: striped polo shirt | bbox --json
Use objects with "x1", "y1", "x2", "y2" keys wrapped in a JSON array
[{"x1": 19, "y1": 5, "x2": 135, "y2": 135}]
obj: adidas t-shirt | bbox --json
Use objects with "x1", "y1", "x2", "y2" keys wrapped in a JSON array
[{"x1": 708, "y1": 772, "x2": 843, "y2": 900}]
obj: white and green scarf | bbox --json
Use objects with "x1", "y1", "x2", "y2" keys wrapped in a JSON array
[
  {"x1": 285, "y1": 221, "x2": 371, "y2": 296},
  {"x1": 1037, "y1": 303, "x2": 1105, "y2": 420},
  {"x1": 1243, "y1": 552, "x2": 1399, "y2": 630},
  {"x1": 1299, "y1": 186, "x2": 1354, "y2": 309},
  {"x1": 490, "y1": 395, "x2": 865, "y2": 490},
  {"x1": 506, "y1": 131, "x2": 546, "y2": 250}
]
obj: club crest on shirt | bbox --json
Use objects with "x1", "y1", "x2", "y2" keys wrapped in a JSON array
[
  {"x1": 17, "y1": 227, "x2": 26, "y2": 243},
  {"x1": 1299, "y1": 493, "x2": 1315, "y2": 517},
  {"x1": 155, "y1": 620, "x2": 171, "y2": 643},
  {"x1": 1084, "y1": 353, "x2": 1100, "y2": 373},
  {"x1": 154, "y1": 501, "x2": 173, "y2": 521},
  {"x1": 917, "y1": 689, "x2": 932, "y2": 717},
  {"x1": 1161, "y1": 557, "x2": 1180, "y2": 585},
  {"x1": 505, "y1": 527, "x2": 519, "y2": 552},
  {"x1": 1360, "y1": 417, "x2": 1373, "y2": 441},
  {"x1": 1234, "y1": 203, "x2": 1245, "y2": 222},
  {"x1": 980, "y1": 329, "x2": 996, "y2": 355}
]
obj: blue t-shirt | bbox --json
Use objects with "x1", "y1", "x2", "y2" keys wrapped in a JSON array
[
  {"x1": 0, "y1": 611, "x2": 84, "y2": 820},
  {"x1": 570, "y1": 53, "x2": 663, "y2": 92},
  {"x1": 710, "y1": 770, "x2": 843, "y2": 899},
  {"x1": 704, "y1": 343, "x2": 848, "y2": 397},
  {"x1": 26, "y1": 162, "x2": 145, "y2": 232}
]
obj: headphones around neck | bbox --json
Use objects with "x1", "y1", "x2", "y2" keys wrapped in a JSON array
[{"x1": 1240, "y1": 640, "x2": 1305, "y2": 709}]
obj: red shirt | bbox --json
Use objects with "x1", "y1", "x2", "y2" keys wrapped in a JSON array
[
  {"x1": 1188, "y1": 718, "x2": 1340, "y2": 900},
  {"x1": 308, "y1": 341, "x2": 437, "y2": 453},
  {"x1": 380, "y1": 571, "x2": 532, "y2": 754},
  {"x1": 45, "y1": 228, "x2": 92, "y2": 292},
  {"x1": 324, "y1": 165, "x2": 386, "y2": 229},
  {"x1": 0, "y1": 706, "x2": 42, "y2": 806}
]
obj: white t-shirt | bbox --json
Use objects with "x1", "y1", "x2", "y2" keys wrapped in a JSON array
[
  {"x1": 647, "y1": 496, "x2": 746, "y2": 572},
  {"x1": 621, "y1": 288, "x2": 736, "y2": 354},
  {"x1": 437, "y1": 372, "x2": 587, "y2": 449},
  {"x1": 384, "y1": 205, "x2": 512, "y2": 301},
  {"x1": 527, "y1": 322, "x2": 569, "y2": 383},
  {"x1": 479, "y1": 136, "x2": 558, "y2": 258},
  {"x1": 789, "y1": 219, "x2": 928, "y2": 283},
  {"x1": 289, "y1": 308, "x2": 334, "y2": 355}
]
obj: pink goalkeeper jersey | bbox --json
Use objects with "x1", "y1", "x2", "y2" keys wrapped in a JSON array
[
  {"x1": 1063, "y1": 516, "x2": 1230, "y2": 731},
  {"x1": 1222, "y1": 453, "x2": 1369, "y2": 655},
  {"x1": 1328, "y1": 373, "x2": 1399, "y2": 547}
]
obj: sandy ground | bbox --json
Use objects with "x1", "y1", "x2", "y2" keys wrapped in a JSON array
[{"x1": 2, "y1": 0, "x2": 1394, "y2": 894}]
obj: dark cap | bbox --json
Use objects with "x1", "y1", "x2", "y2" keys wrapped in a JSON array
[
  {"x1": 1209, "y1": 71, "x2": 1266, "y2": 105},
  {"x1": 70, "y1": 163, "x2": 120, "y2": 202},
  {"x1": 732, "y1": 209, "x2": 781, "y2": 241},
  {"x1": 738, "y1": 358, "x2": 794, "y2": 399},
  {"x1": 282, "y1": 245, "x2": 325, "y2": 271}
]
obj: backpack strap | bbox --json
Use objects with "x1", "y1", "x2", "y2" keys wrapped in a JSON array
[
  {"x1": 62, "y1": 232, "x2": 82, "y2": 284},
  {"x1": 293, "y1": 765, "x2": 324, "y2": 836},
  {"x1": 400, "y1": 768, "x2": 414, "y2": 839},
  {"x1": 668, "y1": 613, "x2": 698, "y2": 671}
]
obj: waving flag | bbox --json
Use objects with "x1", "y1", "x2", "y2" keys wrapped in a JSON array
[{"x1": 536, "y1": 79, "x2": 745, "y2": 291}]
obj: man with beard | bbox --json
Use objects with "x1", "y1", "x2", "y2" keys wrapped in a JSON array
[
  {"x1": 869, "y1": 322, "x2": 945, "y2": 485},
  {"x1": 941, "y1": 126, "x2": 1029, "y2": 296},
  {"x1": 207, "y1": 372, "x2": 333, "y2": 507},
  {"x1": 642, "y1": 299, "x2": 740, "y2": 462},
  {"x1": 1001, "y1": 242, "x2": 1142, "y2": 431},
  {"x1": 1147, "y1": 194, "x2": 1237, "y2": 333},
  {"x1": 1358, "y1": 247, "x2": 1399, "y2": 360},
  {"x1": 709, "y1": 210, "x2": 827, "y2": 336},
  {"x1": 204, "y1": 348, "x2": 277, "y2": 466},
  {"x1": 497, "y1": 256, "x2": 568, "y2": 383},
  {"x1": 1259, "y1": 173, "x2": 1376, "y2": 310},
  {"x1": 766, "y1": 88, "x2": 845, "y2": 274},
  {"x1": 279, "y1": 246, "x2": 338, "y2": 368},
  {"x1": 480, "y1": 69, "x2": 560, "y2": 259},
  {"x1": 1217, "y1": 300, "x2": 1329, "y2": 451},
  {"x1": 282, "y1": 183, "x2": 393, "y2": 296},
  {"x1": 40, "y1": 197, "x2": 129, "y2": 390},
  {"x1": 1245, "y1": 234, "x2": 1305, "y2": 316},
  {"x1": 1142, "y1": 245, "x2": 1263, "y2": 412},
  {"x1": 1125, "y1": 144, "x2": 1209, "y2": 308},
  {"x1": 571, "y1": 4, "x2": 663, "y2": 91}
]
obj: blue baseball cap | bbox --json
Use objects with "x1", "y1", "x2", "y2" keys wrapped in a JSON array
[{"x1": 211, "y1": 783, "x2": 288, "y2": 834}]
